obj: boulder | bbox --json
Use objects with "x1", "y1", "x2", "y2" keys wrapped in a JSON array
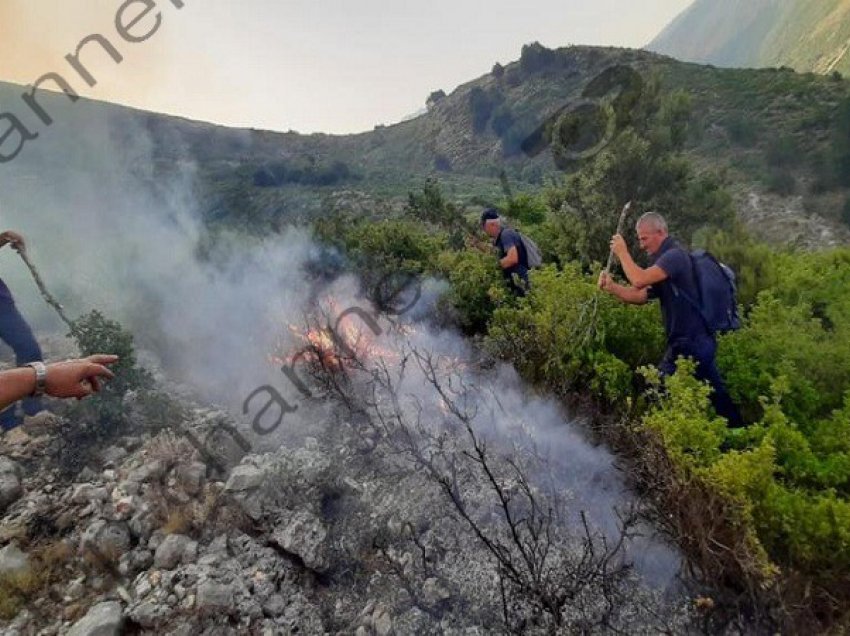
[
  {"x1": 0, "y1": 472, "x2": 22, "y2": 511},
  {"x1": 66, "y1": 601, "x2": 124, "y2": 636},
  {"x1": 176, "y1": 462, "x2": 206, "y2": 495},
  {"x1": 153, "y1": 534, "x2": 198, "y2": 570},
  {"x1": 0, "y1": 457, "x2": 23, "y2": 511},
  {"x1": 80, "y1": 520, "x2": 132, "y2": 562},
  {"x1": 224, "y1": 465, "x2": 264, "y2": 492},
  {"x1": 0, "y1": 544, "x2": 30, "y2": 577},
  {"x1": 71, "y1": 484, "x2": 109, "y2": 505},
  {"x1": 99, "y1": 446, "x2": 128, "y2": 467},
  {"x1": 127, "y1": 461, "x2": 166, "y2": 484},
  {"x1": 271, "y1": 511, "x2": 329, "y2": 572},
  {"x1": 196, "y1": 580, "x2": 236, "y2": 614}
]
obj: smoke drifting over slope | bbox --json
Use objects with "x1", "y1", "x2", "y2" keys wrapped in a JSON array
[{"x1": 0, "y1": 108, "x2": 683, "y2": 595}]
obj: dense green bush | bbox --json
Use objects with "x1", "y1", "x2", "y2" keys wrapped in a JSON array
[
  {"x1": 725, "y1": 114, "x2": 760, "y2": 146},
  {"x1": 832, "y1": 97, "x2": 850, "y2": 187},
  {"x1": 487, "y1": 265, "x2": 664, "y2": 400},
  {"x1": 766, "y1": 136, "x2": 800, "y2": 168},
  {"x1": 766, "y1": 167, "x2": 797, "y2": 195},
  {"x1": 436, "y1": 250, "x2": 507, "y2": 333},
  {"x1": 342, "y1": 219, "x2": 447, "y2": 276},
  {"x1": 69, "y1": 310, "x2": 152, "y2": 399}
]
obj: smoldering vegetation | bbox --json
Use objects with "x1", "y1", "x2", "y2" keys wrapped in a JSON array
[{"x1": 0, "y1": 102, "x2": 712, "y2": 633}]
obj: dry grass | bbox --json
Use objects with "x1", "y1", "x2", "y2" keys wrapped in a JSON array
[
  {"x1": 145, "y1": 432, "x2": 197, "y2": 471},
  {"x1": 0, "y1": 540, "x2": 74, "y2": 620},
  {"x1": 162, "y1": 506, "x2": 194, "y2": 536}
]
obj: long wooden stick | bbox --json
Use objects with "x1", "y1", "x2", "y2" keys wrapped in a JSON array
[
  {"x1": 15, "y1": 248, "x2": 73, "y2": 329},
  {"x1": 604, "y1": 201, "x2": 632, "y2": 275}
]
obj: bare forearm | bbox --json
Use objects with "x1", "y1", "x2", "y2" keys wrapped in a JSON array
[
  {"x1": 500, "y1": 247, "x2": 519, "y2": 269},
  {"x1": 609, "y1": 282, "x2": 648, "y2": 305},
  {"x1": 618, "y1": 251, "x2": 649, "y2": 288},
  {"x1": 0, "y1": 367, "x2": 37, "y2": 411}
]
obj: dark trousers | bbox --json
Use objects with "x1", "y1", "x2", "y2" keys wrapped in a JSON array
[
  {"x1": 659, "y1": 334, "x2": 744, "y2": 428},
  {"x1": 0, "y1": 293, "x2": 43, "y2": 429}
]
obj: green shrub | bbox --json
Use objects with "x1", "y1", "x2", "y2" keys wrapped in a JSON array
[
  {"x1": 766, "y1": 167, "x2": 797, "y2": 195},
  {"x1": 69, "y1": 310, "x2": 152, "y2": 398},
  {"x1": 436, "y1": 250, "x2": 506, "y2": 333},
  {"x1": 344, "y1": 219, "x2": 446, "y2": 275},
  {"x1": 766, "y1": 135, "x2": 800, "y2": 168},
  {"x1": 725, "y1": 114, "x2": 759, "y2": 146},
  {"x1": 502, "y1": 193, "x2": 547, "y2": 227},
  {"x1": 487, "y1": 265, "x2": 663, "y2": 400}
]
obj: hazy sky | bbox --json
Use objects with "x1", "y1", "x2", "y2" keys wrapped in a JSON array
[{"x1": 0, "y1": 0, "x2": 692, "y2": 134}]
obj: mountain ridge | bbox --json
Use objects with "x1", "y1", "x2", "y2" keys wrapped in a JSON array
[
  {"x1": 648, "y1": 0, "x2": 850, "y2": 75},
  {"x1": 2, "y1": 43, "x2": 849, "y2": 247}
]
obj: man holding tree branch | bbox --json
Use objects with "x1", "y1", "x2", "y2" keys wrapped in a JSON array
[{"x1": 598, "y1": 212, "x2": 744, "y2": 428}]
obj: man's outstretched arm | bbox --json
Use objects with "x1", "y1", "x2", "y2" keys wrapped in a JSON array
[{"x1": 0, "y1": 355, "x2": 118, "y2": 412}]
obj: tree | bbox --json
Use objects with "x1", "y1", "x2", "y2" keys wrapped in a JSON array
[
  {"x1": 833, "y1": 97, "x2": 850, "y2": 187},
  {"x1": 427, "y1": 89, "x2": 446, "y2": 110}
]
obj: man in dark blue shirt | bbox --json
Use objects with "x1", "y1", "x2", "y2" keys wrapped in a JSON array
[
  {"x1": 0, "y1": 231, "x2": 44, "y2": 430},
  {"x1": 598, "y1": 212, "x2": 743, "y2": 428},
  {"x1": 481, "y1": 209, "x2": 529, "y2": 296}
]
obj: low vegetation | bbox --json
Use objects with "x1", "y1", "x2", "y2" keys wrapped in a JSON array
[{"x1": 313, "y1": 79, "x2": 850, "y2": 630}]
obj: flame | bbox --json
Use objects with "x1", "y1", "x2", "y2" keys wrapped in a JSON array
[{"x1": 273, "y1": 295, "x2": 401, "y2": 372}]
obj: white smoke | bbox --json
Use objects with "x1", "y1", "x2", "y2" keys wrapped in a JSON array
[{"x1": 0, "y1": 103, "x2": 682, "y2": 592}]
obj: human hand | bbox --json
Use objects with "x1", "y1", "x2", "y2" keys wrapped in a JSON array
[
  {"x1": 609, "y1": 234, "x2": 627, "y2": 260},
  {"x1": 0, "y1": 231, "x2": 26, "y2": 253},
  {"x1": 598, "y1": 271, "x2": 613, "y2": 292},
  {"x1": 44, "y1": 355, "x2": 118, "y2": 400}
]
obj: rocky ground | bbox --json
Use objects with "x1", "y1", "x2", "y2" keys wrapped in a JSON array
[{"x1": 0, "y1": 354, "x2": 695, "y2": 634}]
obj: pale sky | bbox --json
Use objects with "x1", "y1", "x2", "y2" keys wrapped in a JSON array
[{"x1": 0, "y1": 0, "x2": 692, "y2": 134}]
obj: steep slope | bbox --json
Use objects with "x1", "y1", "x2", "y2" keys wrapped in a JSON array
[{"x1": 648, "y1": 0, "x2": 850, "y2": 75}]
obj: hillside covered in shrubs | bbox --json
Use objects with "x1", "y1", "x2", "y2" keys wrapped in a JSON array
[{"x1": 313, "y1": 79, "x2": 850, "y2": 631}]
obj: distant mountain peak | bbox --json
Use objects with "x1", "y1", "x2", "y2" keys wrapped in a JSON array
[{"x1": 647, "y1": 0, "x2": 850, "y2": 75}]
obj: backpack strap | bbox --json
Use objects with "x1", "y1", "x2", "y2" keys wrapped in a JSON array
[{"x1": 669, "y1": 251, "x2": 713, "y2": 333}]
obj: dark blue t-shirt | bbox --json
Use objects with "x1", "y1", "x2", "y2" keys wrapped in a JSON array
[
  {"x1": 647, "y1": 238, "x2": 708, "y2": 342},
  {"x1": 494, "y1": 228, "x2": 529, "y2": 284}
]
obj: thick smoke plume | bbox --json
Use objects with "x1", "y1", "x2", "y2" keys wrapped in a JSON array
[{"x1": 0, "y1": 107, "x2": 683, "y2": 594}]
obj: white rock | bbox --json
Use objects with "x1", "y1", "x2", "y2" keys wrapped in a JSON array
[
  {"x1": 271, "y1": 511, "x2": 329, "y2": 572},
  {"x1": 67, "y1": 601, "x2": 124, "y2": 636},
  {"x1": 154, "y1": 534, "x2": 198, "y2": 570},
  {"x1": 0, "y1": 544, "x2": 30, "y2": 577},
  {"x1": 224, "y1": 465, "x2": 264, "y2": 492}
]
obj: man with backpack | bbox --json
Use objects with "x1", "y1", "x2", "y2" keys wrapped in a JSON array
[
  {"x1": 481, "y1": 209, "x2": 541, "y2": 297},
  {"x1": 482, "y1": 209, "x2": 529, "y2": 296},
  {"x1": 598, "y1": 212, "x2": 744, "y2": 428}
]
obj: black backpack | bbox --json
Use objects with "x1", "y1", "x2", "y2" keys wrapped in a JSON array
[{"x1": 673, "y1": 250, "x2": 741, "y2": 334}]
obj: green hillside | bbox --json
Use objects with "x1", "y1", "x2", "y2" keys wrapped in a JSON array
[
  {"x1": 648, "y1": 0, "x2": 850, "y2": 76},
  {"x1": 2, "y1": 43, "x2": 849, "y2": 246}
]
